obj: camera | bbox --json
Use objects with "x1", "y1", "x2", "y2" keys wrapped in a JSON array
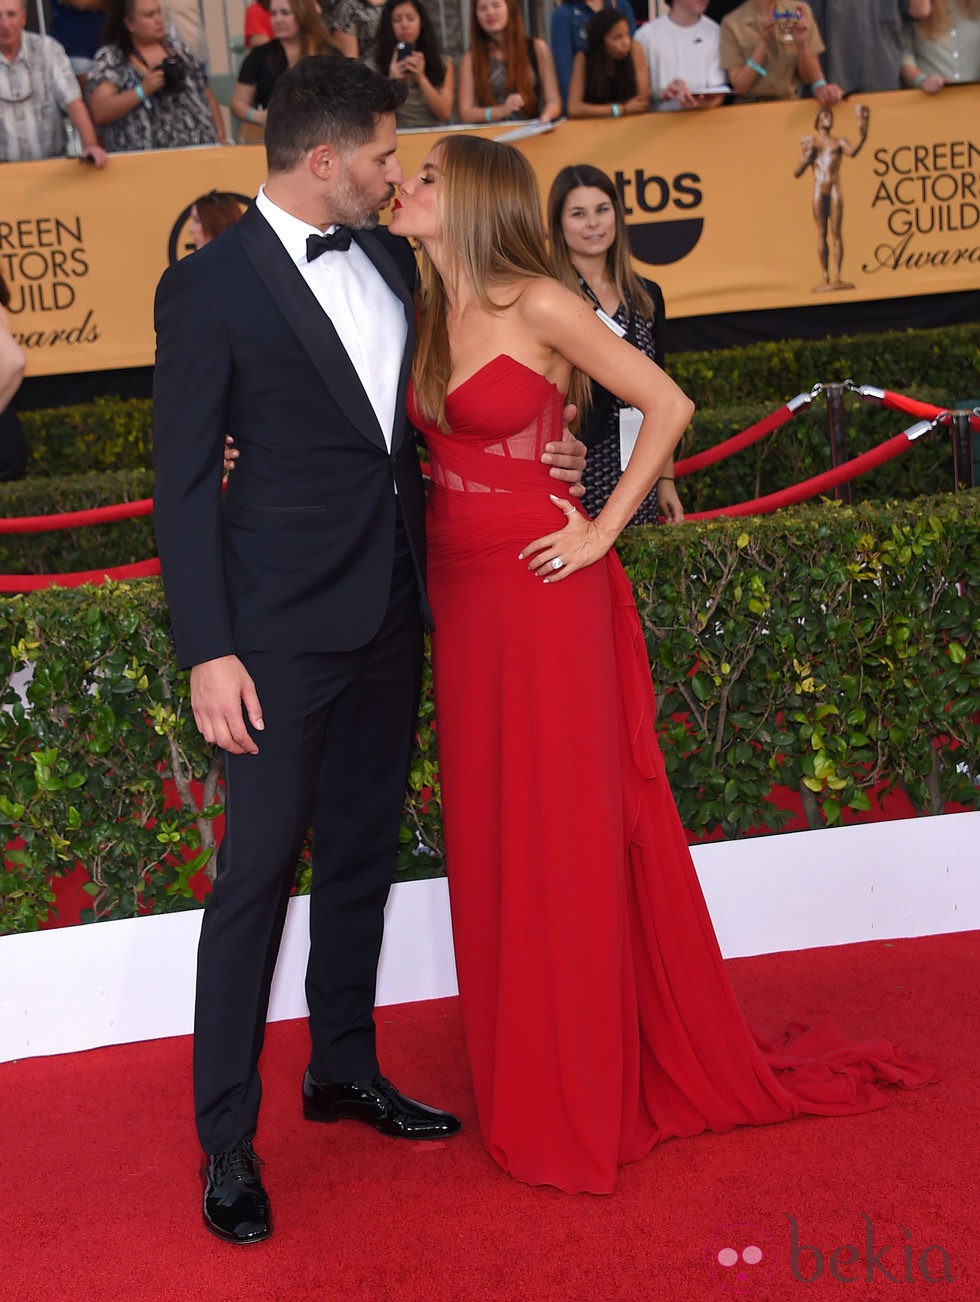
[
  {"x1": 159, "y1": 55, "x2": 186, "y2": 92},
  {"x1": 394, "y1": 41, "x2": 414, "y2": 62}
]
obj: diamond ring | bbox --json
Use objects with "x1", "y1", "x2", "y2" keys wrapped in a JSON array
[{"x1": 551, "y1": 557, "x2": 564, "y2": 571}]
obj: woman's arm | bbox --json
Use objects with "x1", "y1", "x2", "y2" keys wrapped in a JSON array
[
  {"x1": 723, "y1": 16, "x2": 773, "y2": 98},
  {"x1": 456, "y1": 50, "x2": 478, "y2": 121},
  {"x1": 565, "y1": 51, "x2": 596, "y2": 117},
  {"x1": 206, "y1": 85, "x2": 230, "y2": 143},
  {"x1": 900, "y1": 54, "x2": 944, "y2": 93},
  {"x1": 792, "y1": 18, "x2": 841, "y2": 103},
  {"x1": 230, "y1": 78, "x2": 264, "y2": 125},
  {"x1": 520, "y1": 282, "x2": 694, "y2": 575},
  {"x1": 565, "y1": 51, "x2": 612, "y2": 118},
  {"x1": 330, "y1": 28, "x2": 359, "y2": 58},
  {"x1": 625, "y1": 43, "x2": 651, "y2": 113},
  {"x1": 656, "y1": 462, "x2": 684, "y2": 522},
  {"x1": 88, "y1": 58, "x2": 165, "y2": 124},
  {"x1": 411, "y1": 53, "x2": 454, "y2": 123},
  {"x1": 0, "y1": 310, "x2": 26, "y2": 415},
  {"x1": 533, "y1": 38, "x2": 562, "y2": 122}
]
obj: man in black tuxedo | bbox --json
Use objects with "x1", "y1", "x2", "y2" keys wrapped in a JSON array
[{"x1": 153, "y1": 56, "x2": 586, "y2": 1245}]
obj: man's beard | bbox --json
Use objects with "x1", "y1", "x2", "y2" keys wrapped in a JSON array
[{"x1": 332, "y1": 175, "x2": 395, "y2": 230}]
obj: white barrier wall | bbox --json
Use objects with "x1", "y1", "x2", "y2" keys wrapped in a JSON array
[{"x1": 0, "y1": 811, "x2": 976, "y2": 1063}]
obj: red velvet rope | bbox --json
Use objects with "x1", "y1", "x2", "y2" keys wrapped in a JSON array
[
  {"x1": 674, "y1": 404, "x2": 797, "y2": 477},
  {"x1": 0, "y1": 558, "x2": 161, "y2": 593},
  {"x1": 0, "y1": 497, "x2": 154, "y2": 534},
  {"x1": 876, "y1": 389, "x2": 980, "y2": 431},
  {"x1": 685, "y1": 431, "x2": 915, "y2": 521}
]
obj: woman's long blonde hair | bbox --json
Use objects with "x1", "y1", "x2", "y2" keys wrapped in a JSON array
[
  {"x1": 413, "y1": 135, "x2": 588, "y2": 430},
  {"x1": 915, "y1": 0, "x2": 980, "y2": 39},
  {"x1": 469, "y1": 0, "x2": 539, "y2": 119}
]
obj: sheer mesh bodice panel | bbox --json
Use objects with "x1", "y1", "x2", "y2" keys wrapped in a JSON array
[{"x1": 411, "y1": 355, "x2": 564, "y2": 496}]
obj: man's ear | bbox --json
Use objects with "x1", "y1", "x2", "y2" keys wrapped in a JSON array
[{"x1": 309, "y1": 144, "x2": 335, "y2": 181}]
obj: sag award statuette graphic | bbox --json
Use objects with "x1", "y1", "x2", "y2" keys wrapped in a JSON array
[{"x1": 794, "y1": 103, "x2": 871, "y2": 292}]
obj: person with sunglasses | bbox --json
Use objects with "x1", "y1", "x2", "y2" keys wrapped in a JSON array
[{"x1": 0, "y1": 0, "x2": 107, "y2": 163}]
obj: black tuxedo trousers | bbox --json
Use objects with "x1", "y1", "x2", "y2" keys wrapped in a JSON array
[{"x1": 194, "y1": 548, "x2": 423, "y2": 1153}]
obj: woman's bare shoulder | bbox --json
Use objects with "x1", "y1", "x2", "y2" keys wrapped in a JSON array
[
  {"x1": 516, "y1": 276, "x2": 593, "y2": 330},
  {"x1": 518, "y1": 275, "x2": 586, "y2": 312}
]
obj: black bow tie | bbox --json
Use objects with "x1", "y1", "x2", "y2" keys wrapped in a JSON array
[{"x1": 306, "y1": 227, "x2": 352, "y2": 259}]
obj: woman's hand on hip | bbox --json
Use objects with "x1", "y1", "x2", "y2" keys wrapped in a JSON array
[{"x1": 519, "y1": 495, "x2": 613, "y2": 582}]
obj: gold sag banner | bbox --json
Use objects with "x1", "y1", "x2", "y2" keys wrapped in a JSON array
[{"x1": 3, "y1": 85, "x2": 977, "y2": 378}]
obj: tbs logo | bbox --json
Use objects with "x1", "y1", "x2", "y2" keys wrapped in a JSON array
[{"x1": 615, "y1": 169, "x2": 704, "y2": 265}]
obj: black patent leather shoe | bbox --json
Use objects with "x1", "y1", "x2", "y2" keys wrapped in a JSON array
[
  {"x1": 200, "y1": 1138, "x2": 272, "y2": 1245},
  {"x1": 302, "y1": 1069, "x2": 461, "y2": 1139}
]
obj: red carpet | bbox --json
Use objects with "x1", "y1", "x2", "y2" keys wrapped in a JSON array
[{"x1": 3, "y1": 933, "x2": 975, "y2": 1301}]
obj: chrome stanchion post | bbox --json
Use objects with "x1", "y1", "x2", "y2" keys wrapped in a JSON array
[
  {"x1": 824, "y1": 382, "x2": 851, "y2": 504},
  {"x1": 951, "y1": 411, "x2": 977, "y2": 492}
]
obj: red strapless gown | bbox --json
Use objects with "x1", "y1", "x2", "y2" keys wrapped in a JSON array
[{"x1": 409, "y1": 356, "x2": 938, "y2": 1194}]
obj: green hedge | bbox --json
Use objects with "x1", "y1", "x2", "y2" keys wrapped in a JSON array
[
  {"x1": 20, "y1": 396, "x2": 153, "y2": 477},
  {"x1": 0, "y1": 470, "x2": 155, "y2": 575},
  {"x1": 2, "y1": 492, "x2": 977, "y2": 934},
  {"x1": 668, "y1": 323, "x2": 980, "y2": 407}
]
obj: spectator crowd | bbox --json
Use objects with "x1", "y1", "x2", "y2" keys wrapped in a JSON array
[{"x1": 2, "y1": 0, "x2": 978, "y2": 162}]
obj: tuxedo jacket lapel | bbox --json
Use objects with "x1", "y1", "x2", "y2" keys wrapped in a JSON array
[{"x1": 237, "y1": 205, "x2": 388, "y2": 452}]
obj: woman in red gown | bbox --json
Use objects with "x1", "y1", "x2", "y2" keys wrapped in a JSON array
[{"x1": 390, "y1": 135, "x2": 937, "y2": 1195}]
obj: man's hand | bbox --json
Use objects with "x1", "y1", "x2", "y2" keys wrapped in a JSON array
[
  {"x1": 664, "y1": 78, "x2": 696, "y2": 109},
  {"x1": 190, "y1": 655, "x2": 264, "y2": 755},
  {"x1": 79, "y1": 144, "x2": 108, "y2": 168},
  {"x1": 815, "y1": 80, "x2": 843, "y2": 106},
  {"x1": 541, "y1": 402, "x2": 587, "y2": 499}
]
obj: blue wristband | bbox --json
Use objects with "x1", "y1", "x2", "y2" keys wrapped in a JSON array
[
  {"x1": 135, "y1": 82, "x2": 147, "y2": 104},
  {"x1": 746, "y1": 59, "x2": 767, "y2": 78},
  {"x1": 484, "y1": 106, "x2": 493, "y2": 123},
  {"x1": 810, "y1": 77, "x2": 827, "y2": 92}
]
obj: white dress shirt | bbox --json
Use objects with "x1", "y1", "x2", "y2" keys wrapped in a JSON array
[{"x1": 255, "y1": 186, "x2": 407, "y2": 451}]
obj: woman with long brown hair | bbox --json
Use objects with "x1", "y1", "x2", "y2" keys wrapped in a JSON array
[
  {"x1": 457, "y1": 0, "x2": 561, "y2": 124},
  {"x1": 371, "y1": 0, "x2": 454, "y2": 127},
  {"x1": 548, "y1": 163, "x2": 682, "y2": 524},
  {"x1": 389, "y1": 132, "x2": 936, "y2": 1195},
  {"x1": 565, "y1": 8, "x2": 651, "y2": 117},
  {"x1": 231, "y1": 0, "x2": 335, "y2": 140},
  {"x1": 901, "y1": 0, "x2": 980, "y2": 92}
]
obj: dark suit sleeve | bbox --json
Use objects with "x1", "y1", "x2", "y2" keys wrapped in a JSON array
[{"x1": 152, "y1": 257, "x2": 236, "y2": 669}]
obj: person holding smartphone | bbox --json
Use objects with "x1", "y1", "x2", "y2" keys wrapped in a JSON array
[
  {"x1": 636, "y1": 0, "x2": 730, "y2": 110},
  {"x1": 371, "y1": 0, "x2": 454, "y2": 127}
]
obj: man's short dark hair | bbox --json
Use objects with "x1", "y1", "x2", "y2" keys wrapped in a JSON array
[{"x1": 265, "y1": 56, "x2": 406, "y2": 173}]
